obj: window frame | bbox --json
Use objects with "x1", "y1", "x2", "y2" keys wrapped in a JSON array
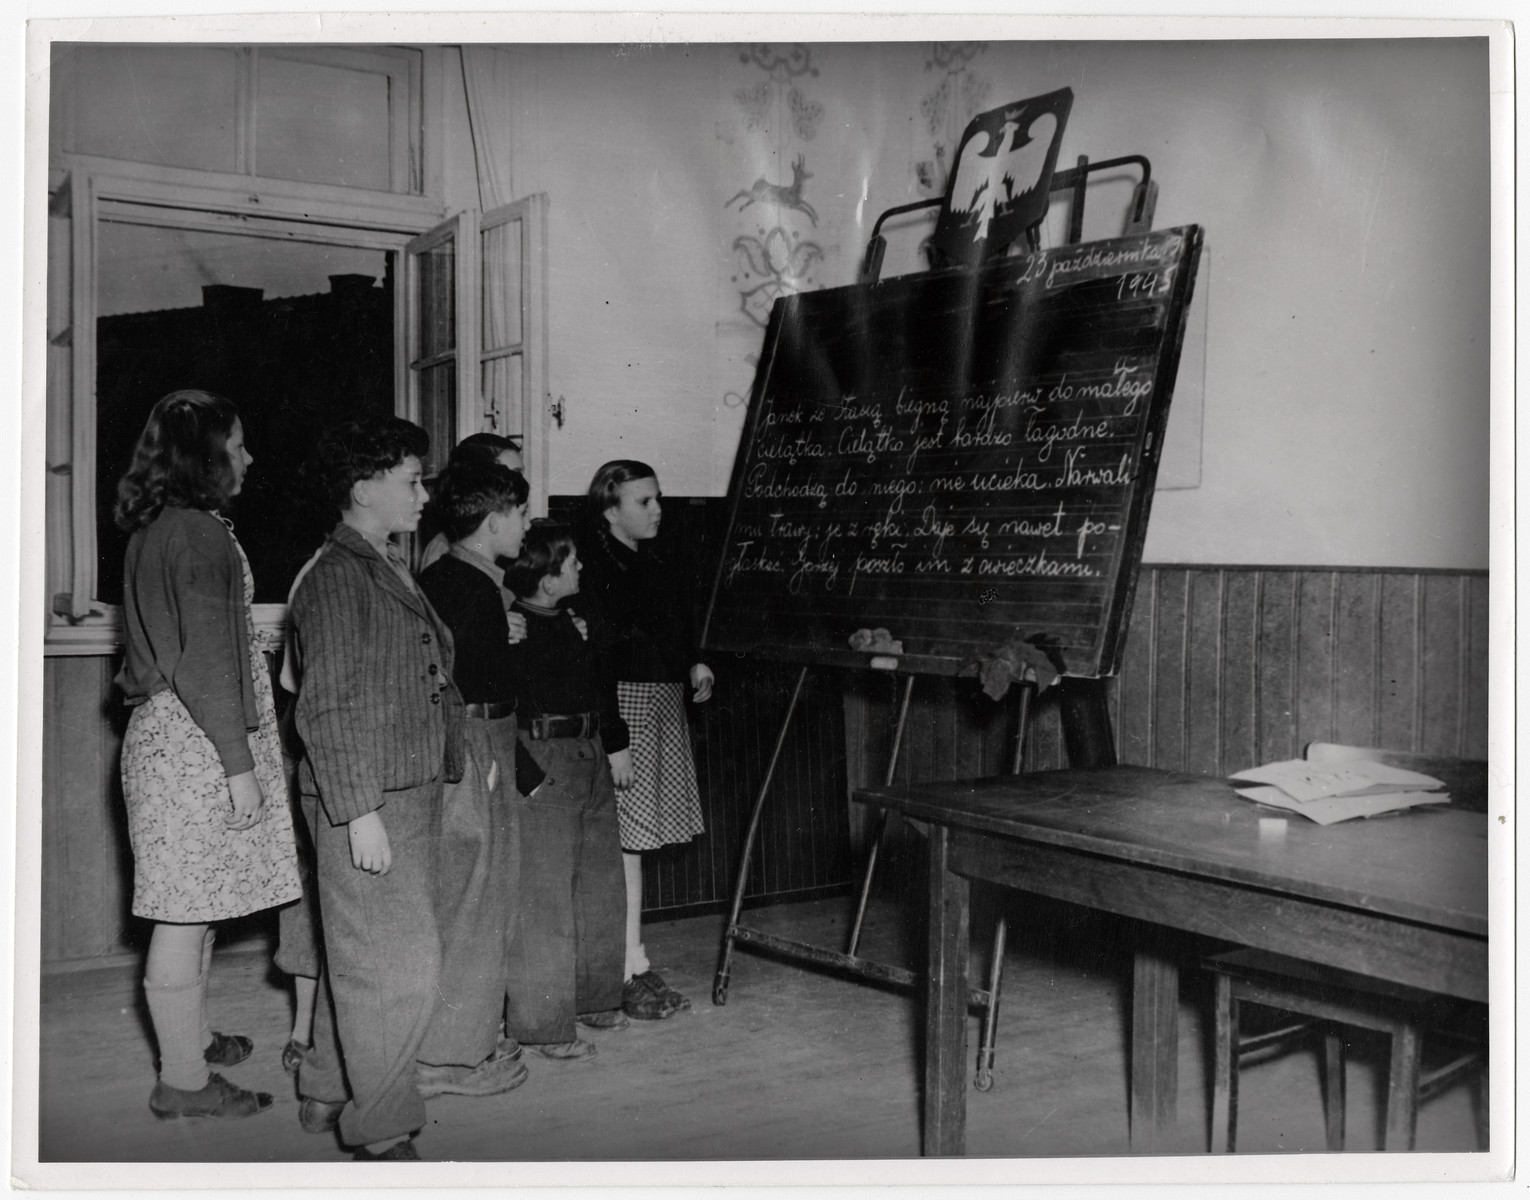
[
  {"x1": 52, "y1": 44, "x2": 433, "y2": 200},
  {"x1": 46, "y1": 163, "x2": 440, "y2": 655},
  {"x1": 404, "y1": 209, "x2": 475, "y2": 478},
  {"x1": 479, "y1": 194, "x2": 550, "y2": 518},
  {"x1": 404, "y1": 195, "x2": 550, "y2": 517},
  {"x1": 251, "y1": 45, "x2": 423, "y2": 194},
  {"x1": 46, "y1": 171, "x2": 551, "y2": 656}
]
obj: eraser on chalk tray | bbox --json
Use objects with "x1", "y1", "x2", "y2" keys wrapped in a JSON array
[
  {"x1": 870, "y1": 655, "x2": 899, "y2": 671},
  {"x1": 1258, "y1": 817, "x2": 1288, "y2": 840}
]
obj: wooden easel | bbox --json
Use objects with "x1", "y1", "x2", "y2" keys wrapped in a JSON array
[
  {"x1": 712, "y1": 668, "x2": 1010, "y2": 1008},
  {"x1": 711, "y1": 664, "x2": 1119, "y2": 1085},
  {"x1": 711, "y1": 154, "x2": 1156, "y2": 1087}
]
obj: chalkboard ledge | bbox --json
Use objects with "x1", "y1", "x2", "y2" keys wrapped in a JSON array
[{"x1": 701, "y1": 643, "x2": 978, "y2": 678}]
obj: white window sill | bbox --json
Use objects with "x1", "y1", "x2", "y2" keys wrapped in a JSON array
[{"x1": 45, "y1": 602, "x2": 288, "y2": 657}]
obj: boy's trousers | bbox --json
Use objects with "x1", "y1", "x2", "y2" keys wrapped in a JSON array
[
  {"x1": 298, "y1": 779, "x2": 442, "y2": 1147},
  {"x1": 418, "y1": 712, "x2": 521, "y2": 1068},
  {"x1": 504, "y1": 733, "x2": 625, "y2": 1044}
]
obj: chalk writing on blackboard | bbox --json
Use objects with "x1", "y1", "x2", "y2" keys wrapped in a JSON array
[{"x1": 703, "y1": 225, "x2": 1204, "y2": 680}]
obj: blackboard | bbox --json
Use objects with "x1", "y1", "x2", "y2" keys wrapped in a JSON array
[{"x1": 701, "y1": 225, "x2": 1204, "y2": 680}]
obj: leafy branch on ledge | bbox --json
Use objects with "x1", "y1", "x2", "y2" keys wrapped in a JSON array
[{"x1": 968, "y1": 634, "x2": 1064, "y2": 701}]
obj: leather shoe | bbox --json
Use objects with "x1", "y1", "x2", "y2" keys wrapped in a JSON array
[
  {"x1": 494, "y1": 1032, "x2": 525, "y2": 1062},
  {"x1": 577, "y1": 1008, "x2": 630, "y2": 1031},
  {"x1": 527, "y1": 1038, "x2": 597, "y2": 1060},
  {"x1": 354, "y1": 1138, "x2": 420, "y2": 1161},
  {"x1": 646, "y1": 970, "x2": 693, "y2": 1013},
  {"x1": 622, "y1": 971, "x2": 683, "y2": 1021},
  {"x1": 281, "y1": 1038, "x2": 309, "y2": 1075},
  {"x1": 150, "y1": 1072, "x2": 273, "y2": 1121},
  {"x1": 298, "y1": 1096, "x2": 345, "y2": 1134},
  {"x1": 416, "y1": 1053, "x2": 529, "y2": 1098},
  {"x1": 202, "y1": 1031, "x2": 253, "y2": 1067}
]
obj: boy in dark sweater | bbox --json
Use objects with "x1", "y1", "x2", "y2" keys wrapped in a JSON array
[
  {"x1": 502, "y1": 521, "x2": 629, "y2": 1056},
  {"x1": 415, "y1": 461, "x2": 543, "y2": 1093}
]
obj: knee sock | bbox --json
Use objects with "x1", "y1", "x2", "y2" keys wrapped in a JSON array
[
  {"x1": 291, "y1": 974, "x2": 318, "y2": 1045},
  {"x1": 145, "y1": 975, "x2": 211, "y2": 1091},
  {"x1": 622, "y1": 852, "x2": 649, "y2": 979},
  {"x1": 198, "y1": 927, "x2": 216, "y2": 1050}
]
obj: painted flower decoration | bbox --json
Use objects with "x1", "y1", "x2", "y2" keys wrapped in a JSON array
[{"x1": 732, "y1": 227, "x2": 825, "y2": 327}]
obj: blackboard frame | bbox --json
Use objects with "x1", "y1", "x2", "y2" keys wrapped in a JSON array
[{"x1": 702, "y1": 225, "x2": 1205, "y2": 681}]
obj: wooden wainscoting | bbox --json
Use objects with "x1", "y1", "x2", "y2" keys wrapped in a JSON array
[
  {"x1": 663, "y1": 659, "x2": 851, "y2": 919},
  {"x1": 36, "y1": 563, "x2": 1489, "y2": 968},
  {"x1": 842, "y1": 564, "x2": 1491, "y2": 828},
  {"x1": 1112, "y1": 566, "x2": 1489, "y2": 773},
  {"x1": 41, "y1": 654, "x2": 137, "y2": 966}
]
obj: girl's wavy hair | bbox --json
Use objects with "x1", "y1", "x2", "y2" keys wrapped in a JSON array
[
  {"x1": 585, "y1": 459, "x2": 656, "y2": 522},
  {"x1": 113, "y1": 389, "x2": 240, "y2": 532}
]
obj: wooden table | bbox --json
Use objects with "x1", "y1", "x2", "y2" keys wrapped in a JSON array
[{"x1": 853, "y1": 765, "x2": 1489, "y2": 1156}]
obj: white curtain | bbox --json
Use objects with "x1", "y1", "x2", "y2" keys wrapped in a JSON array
[{"x1": 460, "y1": 44, "x2": 515, "y2": 210}]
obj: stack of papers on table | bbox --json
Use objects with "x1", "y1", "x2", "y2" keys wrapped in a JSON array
[{"x1": 1229, "y1": 759, "x2": 1449, "y2": 825}]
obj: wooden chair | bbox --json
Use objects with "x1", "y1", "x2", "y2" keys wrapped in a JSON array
[{"x1": 1206, "y1": 744, "x2": 1489, "y2": 1152}]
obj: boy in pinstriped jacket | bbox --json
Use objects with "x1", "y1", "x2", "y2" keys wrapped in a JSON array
[{"x1": 286, "y1": 416, "x2": 515, "y2": 1162}]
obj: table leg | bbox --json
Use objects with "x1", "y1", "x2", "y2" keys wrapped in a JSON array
[
  {"x1": 1130, "y1": 944, "x2": 1179, "y2": 1151},
  {"x1": 924, "y1": 824, "x2": 970, "y2": 1156},
  {"x1": 1383, "y1": 1023, "x2": 1422, "y2": 1151}
]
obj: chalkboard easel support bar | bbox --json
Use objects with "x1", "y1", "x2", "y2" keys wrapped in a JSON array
[
  {"x1": 713, "y1": 667, "x2": 920, "y2": 1006},
  {"x1": 845, "y1": 674, "x2": 918, "y2": 957},
  {"x1": 712, "y1": 667, "x2": 1048, "y2": 1095},
  {"x1": 859, "y1": 198, "x2": 944, "y2": 284},
  {"x1": 730, "y1": 925, "x2": 994, "y2": 1012},
  {"x1": 712, "y1": 664, "x2": 812, "y2": 1007}
]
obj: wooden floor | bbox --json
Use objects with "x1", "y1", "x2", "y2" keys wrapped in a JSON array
[{"x1": 33, "y1": 893, "x2": 1483, "y2": 1170}]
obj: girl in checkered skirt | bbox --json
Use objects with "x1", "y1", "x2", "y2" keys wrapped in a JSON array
[{"x1": 579, "y1": 460, "x2": 715, "y2": 1019}]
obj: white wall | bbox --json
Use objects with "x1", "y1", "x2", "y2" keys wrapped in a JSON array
[
  {"x1": 491, "y1": 38, "x2": 1489, "y2": 570},
  {"x1": 58, "y1": 39, "x2": 1490, "y2": 570}
]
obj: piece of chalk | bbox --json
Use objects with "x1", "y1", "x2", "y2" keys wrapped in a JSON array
[{"x1": 869, "y1": 655, "x2": 899, "y2": 671}]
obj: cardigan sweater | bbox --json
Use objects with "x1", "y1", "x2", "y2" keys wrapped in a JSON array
[
  {"x1": 290, "y1": 522, "x2": 465, "y2": 826},
  {"x1": 115, "y1": 506, "x2": 260, "y2": 777},
  {"x1": 577, "y1": 525, "x2": 699, "y2": 685}
]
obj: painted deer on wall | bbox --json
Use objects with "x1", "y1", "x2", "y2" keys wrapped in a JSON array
[{"x1": 726, "y1": 153, "x2": 819, "y2": 226}]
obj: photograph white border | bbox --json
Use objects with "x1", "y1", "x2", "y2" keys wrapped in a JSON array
[{"x1": 8, "y1": 6, "x2": 1517, "y2": 1196}]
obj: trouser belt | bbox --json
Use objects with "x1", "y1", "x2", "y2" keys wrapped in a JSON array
[
  {"x1": 463, "y1": 701, "x2": 517, "y2": 719},
  {"x1": 523, "y1": 712, "x2": 599, "y2": 740}
]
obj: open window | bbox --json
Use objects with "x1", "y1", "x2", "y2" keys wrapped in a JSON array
[
  {"x1": 405, "y1": 194, "x2": 549, "y2": 514},
  {"x1": 46, "y1": 165, "x2": 549, "y2": 651}
]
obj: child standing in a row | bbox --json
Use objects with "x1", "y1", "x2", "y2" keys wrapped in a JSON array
[
  {"x1": 580, "y1": 461, "x2": 714, "y2": 1018},
  {"x1": 503, "y1": 521, "x2": 629, "y2": 1054},
  {"x1": 418, "y1": 432, "x2": 525, "y2": 572},
  {"x1": 287, "y1": 417, "x2": 464, "y2": 1161},
  {"x1": 414, "y1": 461, "x2": 538, "y2": 1094},
  {"x1": 116, "y1": 390, "x2": 302, "y2": 1120}
]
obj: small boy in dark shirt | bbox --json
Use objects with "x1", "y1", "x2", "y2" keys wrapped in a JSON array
[{"x1": 502, "y1": 521, "x2": 629, "y2": 1056}]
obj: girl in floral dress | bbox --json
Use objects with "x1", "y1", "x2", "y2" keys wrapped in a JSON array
[{"x1": 115, "y1": 390, "x2": 302, "y2": 1120}]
